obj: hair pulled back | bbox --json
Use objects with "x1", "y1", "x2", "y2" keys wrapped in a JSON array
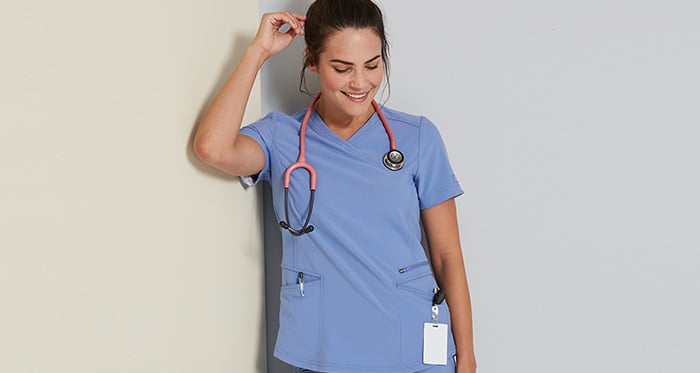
[{"x1": 300, "y1": 0, "x2": 390, "y2": 96}]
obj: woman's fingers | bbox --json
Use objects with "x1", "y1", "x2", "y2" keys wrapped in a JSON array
[
  {"x1": 281, "y1": 12, "x2": 306, "y2": 31},
  {"x1": 251, "y1": 12, "x2": 306, "y2": 57},
  {"x1": 264, "y1": 12, "x2": 305, "y2": 34}
]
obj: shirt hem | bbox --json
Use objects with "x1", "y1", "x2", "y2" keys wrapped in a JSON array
[{"x1": 275, "y1": 345, "x2": 457, "y2": 373}]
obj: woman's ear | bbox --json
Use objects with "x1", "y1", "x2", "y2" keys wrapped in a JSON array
[{"x1": 305, "y1": 48, "x2": 317, "y2": 73}]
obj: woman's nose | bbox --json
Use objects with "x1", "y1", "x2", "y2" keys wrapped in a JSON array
[{"x1": 349, "y1": 70, "x2": 365, "y2": 89}]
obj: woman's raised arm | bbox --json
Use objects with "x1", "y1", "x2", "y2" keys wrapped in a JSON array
[{"x1": 193, "y1": 12, "x2": 306, "y2": 176}]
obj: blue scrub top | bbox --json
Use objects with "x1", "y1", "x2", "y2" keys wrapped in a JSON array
[{"x1": 240, "y1": 105, "x2": 463, "y2": 372}]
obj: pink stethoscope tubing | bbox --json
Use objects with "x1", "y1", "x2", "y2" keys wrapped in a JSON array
[{"x1": 279, "y1": 94, "x2": 404, "y2": 236}]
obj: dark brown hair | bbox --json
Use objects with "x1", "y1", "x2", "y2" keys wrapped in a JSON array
[{"x1": 300, "y1": 0, "x2": 391, "y2": 96}]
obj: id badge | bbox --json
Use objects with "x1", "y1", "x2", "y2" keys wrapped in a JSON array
[{"x1": 423, "y1": 322, "x2": 448, "y2": 365}]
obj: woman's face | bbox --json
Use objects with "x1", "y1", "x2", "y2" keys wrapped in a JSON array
[{"x1": 309, "y1": 28, "x2": 384, "y2": 124}]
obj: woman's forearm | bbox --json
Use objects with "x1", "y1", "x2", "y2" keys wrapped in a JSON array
[{"x1": 432, "y1": 252, "x2": 477, "y2": 370}]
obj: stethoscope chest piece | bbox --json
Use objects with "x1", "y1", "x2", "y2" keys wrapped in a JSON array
[{"x1": 383, "y1": 149, "x2": 404, "y2": 171}]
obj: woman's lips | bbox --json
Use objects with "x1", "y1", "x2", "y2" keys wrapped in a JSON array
[{"x1": 343, "y1": 91, "x2": 369, "y2": 101}]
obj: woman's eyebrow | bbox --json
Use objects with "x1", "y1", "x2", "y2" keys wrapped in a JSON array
[{"x1": 329, "y1": 55, "x2": 382, "y2": 65}]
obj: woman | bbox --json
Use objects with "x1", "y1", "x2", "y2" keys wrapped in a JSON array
[{"x1": 194, "y1": 0, "x2": 476, "y2": 372}]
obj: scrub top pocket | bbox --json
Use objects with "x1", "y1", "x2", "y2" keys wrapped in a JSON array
[{"x1": 276, "y1": 266, "x2": 323, "y2": 363}]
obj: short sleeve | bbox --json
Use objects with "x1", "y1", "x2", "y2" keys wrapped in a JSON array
[
  {"x1": 238, "y1": 113, "x2": 279, "y2": 185},
  {"x1": 415, "y1": 117, "x2": 463, "y2": 210}
]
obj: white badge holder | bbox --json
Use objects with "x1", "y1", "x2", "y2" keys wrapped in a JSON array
[{"x1": 423, "y1": 290, "x2": 448, "y2": 365}]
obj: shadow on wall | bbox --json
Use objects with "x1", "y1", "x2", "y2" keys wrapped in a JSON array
[{"x1": 261, "y1": 184, "x2": 289, "y2": 373}]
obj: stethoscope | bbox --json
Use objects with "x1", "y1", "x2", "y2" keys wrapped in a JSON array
[{"x1": 279, "y1": 94, "x2": 404, "y2": 236}]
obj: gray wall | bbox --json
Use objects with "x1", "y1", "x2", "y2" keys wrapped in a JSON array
[{"x1": 259, "y1": 0, "x2": 700, "y2": 372}]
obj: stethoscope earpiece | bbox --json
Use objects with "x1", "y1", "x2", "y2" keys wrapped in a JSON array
[
  {"x1": 383, "y1": 149, "x2": 404, "y2": 171},
  {"x1": 279, "y1": 220, "x2": 315, "y2": 235}
]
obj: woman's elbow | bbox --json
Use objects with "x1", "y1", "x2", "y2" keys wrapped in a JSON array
[
  {"x1": 193, "y1": 133, "x2": 262, "y2": 176},
  {"x1": 193, "y1": 136, "x2": 223, "y2": 167}
]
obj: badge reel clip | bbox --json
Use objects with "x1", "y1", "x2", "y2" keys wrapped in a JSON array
[{"x1": 432, "y1": 287, "x2": 446, "y2": 321}]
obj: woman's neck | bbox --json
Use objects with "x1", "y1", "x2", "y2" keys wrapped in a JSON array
[{"x1": 315, "y1": 98, "x2": 375, "y2": 141}]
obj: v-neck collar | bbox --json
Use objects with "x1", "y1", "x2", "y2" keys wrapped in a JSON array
[{"x1": 308, "y1": 110, "x2": 380, "y2": 146}]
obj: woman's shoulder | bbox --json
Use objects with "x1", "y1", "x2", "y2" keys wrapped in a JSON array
[
  {"x1": 257, "y1": 108, "x2": 306, "y2": 124},
  {"x1": 378, "y1": 105, "x2": 435, "y2": 129},
  {"x1": 240, "y1": 109, "x2": 306, "y2": 144},
  {"x1": 243, "y1": 109, "x2": 306, "y2": 133}
]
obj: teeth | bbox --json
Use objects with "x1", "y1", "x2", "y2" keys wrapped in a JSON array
[{"x1": 346, "y1": 92, "x2": 367, "y2": 99}]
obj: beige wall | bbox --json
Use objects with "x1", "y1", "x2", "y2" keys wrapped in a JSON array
[{"x1": 0, "y1": 1, "x2": 266, "y2": 372}]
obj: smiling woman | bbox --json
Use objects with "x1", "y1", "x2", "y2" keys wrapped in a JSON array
[
  {"x1": 193, "y1": 1, "x2": 476, "y2": 372},
  {"x1": 299, "y1": 0, "x2": 390, "y2": 96},
  {"x1": 308, "y1": 28, "x2": 384, "y2": 139}
]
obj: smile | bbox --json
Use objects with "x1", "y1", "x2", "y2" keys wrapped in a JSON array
[{"x1": 343, "y1": 91, "x2": 369, "y2": 100}]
